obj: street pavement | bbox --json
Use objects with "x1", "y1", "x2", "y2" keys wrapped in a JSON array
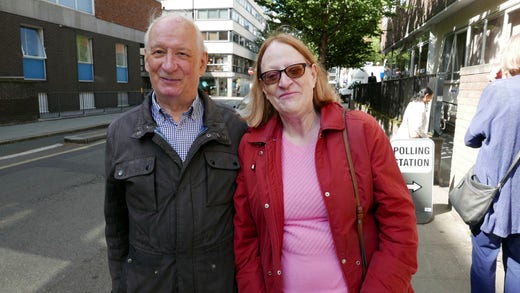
[{"x1": 0, "y1": 112, "x2": 505, "y2": 292}]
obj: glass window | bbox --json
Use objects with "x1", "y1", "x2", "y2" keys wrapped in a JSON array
[
  {"x1": 219, "y1": 31, "x2": 228, "y2": 41},
  {"x1": 59, "y1": 0, "x2": 75, "y2": 9},
  {"x1": 484, "y1": 16, "x2": 503, "y2": 64},
  {"x1": 198, "y1": 10, "x2": 208, "y2": 19},
  {"x1": 468, "y1": 21, "x2": 484, "y2": 66},
  {"x1": 45, "y1": 0, "x2": 93, "y2": 14},
  {"x1": 77, "y1": 0, "x2": 93, "y2": 14},
  {"x1": 20, "y1": 27, "x2": 47, "y2": 80},
  {"x1": 208, "y1": 9, "x2": 219, "y2": 19},
  {"x1": 76, "y1": 35, "x2": 94, "y2": 81},
  {"x1": 440, "y1": 30, "x2": 467, "y2": 81},
  {"x1": 116, "y1": 43, "x2": 128, "y2": 83},
  {"x1": 508, "y1": 8, "x2": 520, "y2": 36},
  {"x1": 208, "y1": 32, "x2": 219, "y2": 41}
]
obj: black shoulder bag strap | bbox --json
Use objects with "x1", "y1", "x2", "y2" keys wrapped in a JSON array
[{"x1": 342, "y1": 110, "x2": 368, "y2": 280}]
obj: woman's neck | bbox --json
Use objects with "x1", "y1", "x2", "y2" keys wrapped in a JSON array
[{"x1": 281, "y1": 112, "x2": 320, "y2": 146}]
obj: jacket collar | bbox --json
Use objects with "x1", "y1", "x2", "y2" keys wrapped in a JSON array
[
  {"x1": 245, "y1": 102, "x2": 346, "y2": 144},
  {"x1": 131, "y1": 90, "x2": 232, "y2": 145}
]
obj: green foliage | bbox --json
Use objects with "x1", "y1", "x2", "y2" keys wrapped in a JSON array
[{"x1": 256, "y1": 0, "x2": 397, "y2": 69}]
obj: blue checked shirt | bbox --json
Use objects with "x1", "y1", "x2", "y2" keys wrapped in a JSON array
[{"x1": 151, "y1": 93, "x2": 205, "y2": 161}]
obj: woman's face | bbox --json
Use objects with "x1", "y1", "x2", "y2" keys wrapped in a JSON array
[
  {"x1": 259, "y1": 41, "x2": 317, "y2": 118},
  {"x1": 423, "y1": 93, "x2": 433, "y2": 104}
]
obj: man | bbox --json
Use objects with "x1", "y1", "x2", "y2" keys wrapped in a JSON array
[
  {"x1": 104, "y1": 13, "x2": 247, "y2": 292},
  {"x1": 367, "y1": 72, "x2": 377, "y2": 83}
]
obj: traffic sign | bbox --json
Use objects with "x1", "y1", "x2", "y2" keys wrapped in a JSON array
[{"x1": 392, "y1": 138, "x2": 434, "y2": 224}]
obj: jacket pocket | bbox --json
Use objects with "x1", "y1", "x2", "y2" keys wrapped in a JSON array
[
  {"x1": 204, "y1": 152, "x2": 240, "y2": 206},
  {"x1": 114, "y1": 156, "x2": 157, "y2": 211},
  {"x1": 122, "y1": 246, "x2": 176, "y2": 293}
]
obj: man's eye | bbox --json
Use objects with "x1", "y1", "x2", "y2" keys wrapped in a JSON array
[{"x1": 151, "y1": 49, "x2": 165, "y2": 55}]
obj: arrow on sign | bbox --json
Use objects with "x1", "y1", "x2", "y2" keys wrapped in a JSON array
[{"x1": 407, "y1": 181, "x2": 422, "y2": 192}]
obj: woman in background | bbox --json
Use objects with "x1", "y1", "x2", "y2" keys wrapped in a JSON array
[{"x1": 394, "y1": 87, "x2": 434, "y2": 139}]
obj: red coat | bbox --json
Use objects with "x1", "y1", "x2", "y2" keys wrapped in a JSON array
[{"x1": 234, "y1": 102, "x2": 418, "y2": 292}]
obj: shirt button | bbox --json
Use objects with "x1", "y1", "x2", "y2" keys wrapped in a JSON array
[
  {"x1": 267, "y1": 271, "x2": 273, "y2": 276},
  {"x1": 264, "y1": 203, "x2": 269, "y2": 208},
  {"x1": 341, "y1": 258, "x2": 347, "y2": 264},
  {"x1": 127, "y1": 258, "x2": 132, "y2": 263},
  {"x1": 355, "y1": 260, "x2": 361, "y2": 266},
  {"x1": 324, "y1": 191, "x2": 331, "y2": 197},
  {"x1": 277, "y1": 270, "x2": 282, "y2": 275},
  {"x1": 259, "y1": 150, "x2": 264, "y2": 155},
  {"x1": 117, "y1": 170, "x2": 124, "y2": 176},
  {"x1": 154, "y1": 270, "x2": 159, "y2": 275}
]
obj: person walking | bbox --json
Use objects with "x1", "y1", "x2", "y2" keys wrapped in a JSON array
[
  {"x1": 393, "y1": 87, "x2": 434, "y2": 139},
  {"x1": 368, "y1": 72, "x2": 377, "y2": 83},
  {"x1": 465, "y1": 33, "x2": 520, "y2": 293},
  {"x1": 104, "y1": 13, "x2": 247, "y2": 292},
  {"x1": 233, "y1": 33, "x2": 418, "y2": 293}
]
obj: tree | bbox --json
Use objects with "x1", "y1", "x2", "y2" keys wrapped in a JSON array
[{"x1": 256, "y1": 0, "x2": 397, "y2": 69}]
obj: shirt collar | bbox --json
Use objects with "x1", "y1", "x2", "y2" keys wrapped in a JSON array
[{"x1": 151, "y1": 92, "x2": 203, "y2": 123}]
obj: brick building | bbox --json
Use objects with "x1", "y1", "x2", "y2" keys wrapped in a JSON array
[{"x1": 0, "y1": 0, "x2": 161, "y2": 124}]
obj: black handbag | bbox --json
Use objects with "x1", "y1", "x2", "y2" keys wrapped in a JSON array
[{"x1": 449, "y1": 150, "x2": 520, "y2": 226}]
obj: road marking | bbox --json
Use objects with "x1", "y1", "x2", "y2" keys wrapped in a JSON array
[
  {"x1": 0, "y1": 143, "x2": 63, "y2": 160},
  {"x1": 0, "y1": 140, "x2": 105, "y2": 170}
]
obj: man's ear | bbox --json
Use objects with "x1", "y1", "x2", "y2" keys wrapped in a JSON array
[{"x1": 199, "y1": 51, "x2": 208, "y2": 75}]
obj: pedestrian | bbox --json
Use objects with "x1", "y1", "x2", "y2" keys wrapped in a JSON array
[
  {"x1": 233, "y1": 33, "x2": 418, "y2": 293},
  {"x1": 393, "y1": 87, "x2": 434, "y2": 139},
  {"x1": 368, "y1": 72, "x2": 377, "y2": 82},
  {"x1": 464, "y1": 33, "x2": 520, "y2": 293},
  {"x1": 104, "y1": 13, "x2": 247, "y2": 293}
]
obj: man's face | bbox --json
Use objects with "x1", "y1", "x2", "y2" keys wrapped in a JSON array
[{"x1": 144, "y1": 17, "x2": 207, "y2": 102}]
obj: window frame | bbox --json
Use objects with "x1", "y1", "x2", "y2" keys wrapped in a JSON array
[
  {"x1": 115, "y1": 43, "x2": 128, "y2": 83},
  {"x1": 76, "y1": 34, "x2": 94, "y2": 82},
  {"x1": 20, "y1": 26, "x2": 47, "y2": 80}
]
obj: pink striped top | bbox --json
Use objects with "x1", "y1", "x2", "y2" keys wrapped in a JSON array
[{"x1": 281, "y1": 134, "x2": 348, "y2": 293}]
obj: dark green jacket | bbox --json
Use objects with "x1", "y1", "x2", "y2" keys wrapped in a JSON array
[{"x1": 105, "y1": 90, "x2": 247, "y2": 292}]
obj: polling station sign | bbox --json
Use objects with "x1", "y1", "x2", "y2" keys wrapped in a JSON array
[{"x1": 392, "y1": 138, "x2": 434, "y2": 224}]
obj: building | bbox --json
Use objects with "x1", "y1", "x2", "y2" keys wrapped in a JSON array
[
  {"x1": 161, "y1": 0, "x2": 266, "y2": 97},
  {"x1": 0, "y1": 0, "x2": 161, "y2": 124},
  {"x1": 381, "y1": 0, "x2": 520, "y2": 186}
]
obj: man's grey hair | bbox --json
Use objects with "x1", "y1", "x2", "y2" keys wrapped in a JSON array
[{"x1": 143, "y1": 13, "x2": 206, "y2": 53}]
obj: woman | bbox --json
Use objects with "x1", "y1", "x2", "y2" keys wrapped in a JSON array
[
  {"x1": 233, "y1": 33, "x2": 418, "y2": 293},
  {"x1": 465, "y1": 33, "x2": 520, "y2": 293},
  {"x1": 393, "y1": 87, "x2": 434, "y2": 139}
]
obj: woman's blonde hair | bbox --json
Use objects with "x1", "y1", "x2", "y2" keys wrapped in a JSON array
[
  {"x1": 244, "y1": 33, "x2": 339, "y2": 127},
  {"x1": 501, "y1": 33, "x2": 520, "y2": 77}
]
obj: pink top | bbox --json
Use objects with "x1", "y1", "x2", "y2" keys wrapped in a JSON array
[{"x1": 281, "y1": 134, "x2": 348, "y2": 293}]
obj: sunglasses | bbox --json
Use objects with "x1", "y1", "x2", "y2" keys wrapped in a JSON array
[{"x1": 259, "y1": 63, "x2": 310, "y2": 85}]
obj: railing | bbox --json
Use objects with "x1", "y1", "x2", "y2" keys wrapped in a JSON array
[
  {"x1": 351, "y1": 74, "x2": 437, "y2": 134},
  {"x1": 352, "y1": 74, "x2": 436, "y2": 119},
  {"x1": 38, "y1": 90, "x2": 149, "y2": 120}
]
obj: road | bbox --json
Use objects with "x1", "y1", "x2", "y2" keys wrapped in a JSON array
[{"x1": 0, "y1": 135, "x2": 111, "y2": 292}]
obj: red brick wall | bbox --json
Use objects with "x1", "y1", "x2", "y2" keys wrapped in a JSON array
[{"x1": 95, "y1": 0, "x2": 161, "y2": 32}]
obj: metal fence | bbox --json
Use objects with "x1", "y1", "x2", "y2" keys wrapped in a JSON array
[
  {"x1": 38, "y1": 90, "x2": 149, "y2": 120},
  {"x1": 352, "y1": 74, "x2": 437, "y2": 119}
]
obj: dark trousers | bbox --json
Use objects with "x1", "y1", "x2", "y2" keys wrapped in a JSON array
[{"x1": 471, "y1": 231, "x2": 520, "y2": 293}]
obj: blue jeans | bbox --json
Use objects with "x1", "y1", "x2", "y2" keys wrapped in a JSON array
[{"x1": 471, "y1": 231, "x2": 520, "y2": 293}]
